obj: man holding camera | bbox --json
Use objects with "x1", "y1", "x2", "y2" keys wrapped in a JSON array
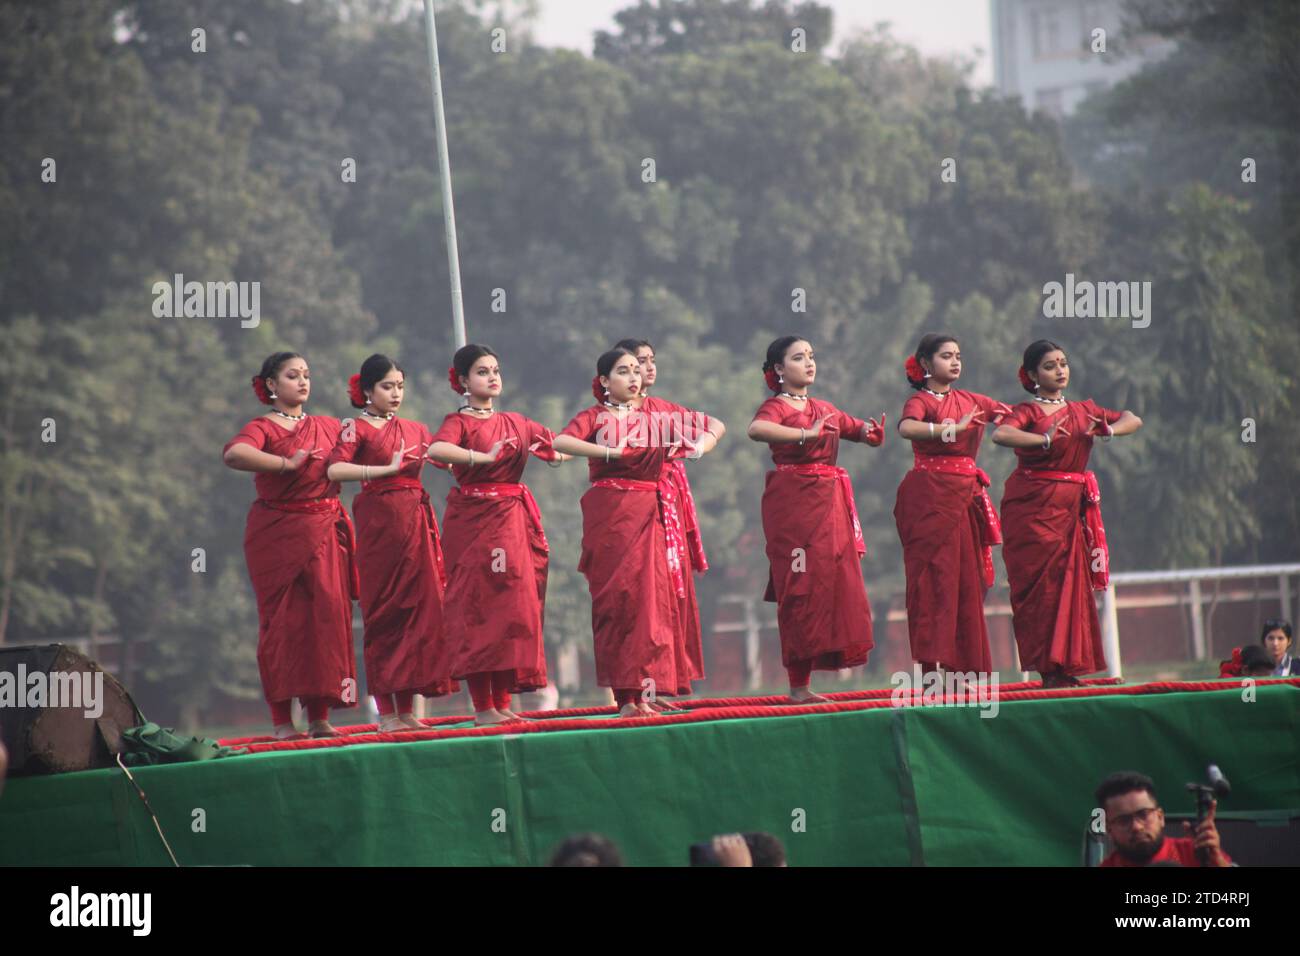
[{"x1": 1096, "y1": 771, "x2": 1233, "y2": 867}]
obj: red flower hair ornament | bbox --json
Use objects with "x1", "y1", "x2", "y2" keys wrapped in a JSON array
[
  {"x1": 904, "y1": 356, "x2": 926, "y2": 386},
  {"x1": 448, "y1": 366, "x2": 465, "y2": 396},
  {"x1": 251, "y1": 375, "x2": 273, "y2": 405},
  {"x1": 763, "y1": 366, "x2": 780, "y2": 393},
  {"x1": 1218, "y1": 647, "x2": 1244, "y2": 679},
  {"x1": 348, "y1": 373, "x2": 366, "y2": 407},
  {"x1": 1017, "y1": 366, "x2": 1037, "y2": 393},
  {"x1": 591, "y1": 375, "x2": 607, "y2": 403}
]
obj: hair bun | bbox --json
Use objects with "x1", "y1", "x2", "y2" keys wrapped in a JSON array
[
  {"x1": 251, "y1": 375, "x2": 273, "y2": 405},
  {"x1": 1017, "y1": 366, "x2": 1037, "y2": 394}
]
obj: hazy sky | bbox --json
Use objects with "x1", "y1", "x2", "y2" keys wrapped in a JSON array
[{"x1": 529, "y1": 0, "x2": 995, "y2": 86}]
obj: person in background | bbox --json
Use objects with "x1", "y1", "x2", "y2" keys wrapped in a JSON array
[
  {"x1": 1240, "y1": 645, "x2": 1279, "y2": 677},
  {"x1": 1095, "y1": 771, "x2": 1232, "y2": 867},
  {"x1": 743, "y1": 832, "x2": 788, "y2": 867},
  {"x1": 549, "y1": 833, "x2": 624, "y2": 866},
  {"x1": 1261, "y1": 619, "x2": 1297, "y2": 676}
]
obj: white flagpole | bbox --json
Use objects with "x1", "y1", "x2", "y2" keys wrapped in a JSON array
[{"x1": 422, "y1": 0, "x2": 467, "y2": 349}]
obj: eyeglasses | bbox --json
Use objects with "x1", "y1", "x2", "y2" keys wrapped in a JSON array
[{"x1": 1108, "y1": 807, "x2": 1160, "y2": 830}]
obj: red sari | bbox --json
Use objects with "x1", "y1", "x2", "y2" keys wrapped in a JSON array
[
  {"x1": 752, "y1": 396, "x2": 874, "y2": 672},
  {"x1": 224, "y1": 416, "x2": 358, "y2": 708},
  {"x1": 999, "y1": 399, "x2": 1122, "y2": 677},
  {"x1": 642, "y1": 395, "x2": 715, "y2": 687},
  {"x1": 561, "y1": 404, "x2": 690, "y2": 697},
  {"x1": 430, "y1": 411, "x2": 557, "y2": 690},
  {"x1": 326, "y1": 417, "x2": 457, "y2": 698},
  {"x1": 893, "y1": 389, "x2": 1003, "y2": 672}
]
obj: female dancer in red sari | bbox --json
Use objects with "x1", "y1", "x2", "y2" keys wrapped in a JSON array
[
  {"x1": 553, "y1": 347, "x2": 721, "y2": 716},
  {"x1": 222, "y1": 352, "x2": 358, "y2": 739},
  {"x1": 616, "y1": 338, "x2": 726, "y2": 704},
  {"x1": 426, "y1": 344, "x2": 570, "y2": 726},
  {"x1": 326, "y1": 354, "x2": 457, "y2": 733},
  {"x1": 991, "y1": 340, "x2": 1142, "y2": 686},
  {"x1": 748, "y1": 336, "x2": 886, "y2": 702},
  {"x1": 894, "y1": 333, "x2": 1011, "y2": 674}
]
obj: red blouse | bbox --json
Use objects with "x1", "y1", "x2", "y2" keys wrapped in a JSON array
[
  {"x1": 325, "y1": 416, "x2": 433, "y2": 489},
  {"x1": 560, "y1": 405, "x2": 677, "y2": 482},
  {"x1": 429, "y1": 411, "x2": 557, "y2": 484},
  {"x1": 223, "y1": 415, "x2": 343, "y2": 500},
  {"x1": 900, "y1": 388, "x2": 1002, "y2": 459},
  {"x1": 1001, "y1": 399, "x2": 1123, "y2": 473},
  {"x1": 751, "y1": 396, "x2": 869, "y2": 466}
]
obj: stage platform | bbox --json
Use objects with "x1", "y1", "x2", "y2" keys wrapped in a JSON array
[{"x1": 1, "y1": 678, "x2": 1296, "y2": 866}]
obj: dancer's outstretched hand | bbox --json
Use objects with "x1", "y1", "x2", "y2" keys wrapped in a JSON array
[
  {"x1": 864, "y1": 413, "x2": 886, "y2": 446},
  {"x1": 807, "y1": 414, "x2": 838, "y2": 441},
  {"x1": 482, "y1": 436, "x2": 519, "y2": 463},
  {"x1": 285, "y1": 448, "x2": 315, "y2": 470},
  {"x1": 1086, "y1": 413, "x2": 1113, "y2": 438}
]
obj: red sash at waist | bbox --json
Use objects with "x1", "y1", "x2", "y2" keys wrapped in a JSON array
[
  {"x1": 259, "y1": 496, "x2": 340, "y2": 513},
  {"x1": 1014, "y1": 468, "x2": 1109, "y2": 590},
  {"x1": 914, "y1": 454, "x2": 1003, "y2": 587},
  {"x1": 360, "y1": 474, "x2": 425, "y2": 494},
  {"x1": 452, "y1": 481, "x2": 548, "y2": 550},
  {"x1": 257, "y1": 496, "x2": 359, "y2": 598},
  {"x1": 592, "y1": 476, "x2": 689, "y2": 599},
  {"x1": 774, "y1": 463, "x2": 865, "y2": 556},
  {"x1": 359, "y1": 475, "x2": 446, "y2": 589}
]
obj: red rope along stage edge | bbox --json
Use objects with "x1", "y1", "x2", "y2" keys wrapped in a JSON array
[{"x1": 219, "y1": 678, "x2": 1298, "y2": 754}]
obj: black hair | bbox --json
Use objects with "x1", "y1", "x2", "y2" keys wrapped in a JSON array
[
  {"x1": 453, "y1": 343, "x2": 498, "y2": 386},
  {"x1": 549, "y1": 833, "x2": 623, "y2": 867},
  {"x1": 910, "y1": 332, "x2": 960, "y2": 390},
  {"x1": 1240, "y1": 645, "x2": 1275, "y2": 673},
  {"x1": 614, "y1": 338, "x2": 653, "y2": 354},
  {"x1": 258, "y1": 351, "x2": 302, "y2": 387},
  {"x1": 352, "y1": 353, "x2": 404, "y2": 409},
  {"x1": 1260, "y1": 619, "x2": 1293, "y2": 645},
  {"x1": 1022, "y1": 339, "x2": 1065, "y2": 376},
  {"x1": 597, "y1": 346, "x2": 636, "y2": 380},
  {"x1": 1094, "y1": 771, "x2": 1158, "y2": 810},
  {"x1": 744, "y1": 832, "x2": 787, "y2": 867}
]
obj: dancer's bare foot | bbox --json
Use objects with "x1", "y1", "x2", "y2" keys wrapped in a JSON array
[
  {"x1": 272, "y1": 723, "x2": 302, "y2": 740},
  {"x1": 475, "y1": 708, "x2": 512, "y2": 726},
  {"x1": 788, "y1": 687, "x2": 831, "y2": 704},
  {"x1": 308, "y1": 720, "x2": 343, "y2": 738},
  {"x1": 399, "y1": 713, "x2": 426, "y2": 730},
  {"x1": 648, "y1": 699, "x2": 682, "y2": 711},
  {"x1": 635, "y1": 702, "x2": 655, "y2": 716},
  {"x1": 378, "y1": 714, "x2": 417, "y2": 733},
  {"x1": 618, "y1": 703, "x2": 640, "y2": 718},
  {"x1": 496, "y1": 708, "x2": 533, "y2": 721}
]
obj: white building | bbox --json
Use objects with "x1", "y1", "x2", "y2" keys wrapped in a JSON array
[{"x1": 990, "y1": 0, "x2": 1177, "y2": 118}]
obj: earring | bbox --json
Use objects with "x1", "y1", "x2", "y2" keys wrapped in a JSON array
[
  {"x1": 269, "y1": 391, "x2": 278, "y2": 399},
  {"x1": 777, "y1": 373, "x2": 784, "y2": 384}
]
